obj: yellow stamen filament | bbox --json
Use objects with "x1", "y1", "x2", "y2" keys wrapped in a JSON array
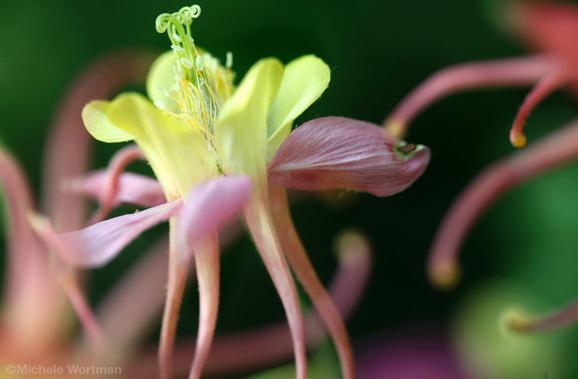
[{"x1": 156, "y1": 5, "x2": 235, "y2": 172}]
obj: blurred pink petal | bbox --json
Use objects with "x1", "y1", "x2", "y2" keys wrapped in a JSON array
[
  {"x1": 516, "y1": 3, "x2": 578, "y2": 84},
  {"x1": 0, "y1": 148, "x2": 63, "y2": 348},
  {"x1": 69, "y1": 171, "x2": 164, "y2": 209},
  {"x1": 43, "y1": 51, "x2": 154, "y2": 232},
  {"x1": 30, "y1": 201, "x2": 182, "y2": 268},
  {"x1": 0, "y1": 150, "x2": 102, "y2": 353},
  {"x1": 269, "y1": 117, "x2": 430, "y2": 197},
  {"x1": 429, "y1": 118, "x2": 578, "y2": 288}
]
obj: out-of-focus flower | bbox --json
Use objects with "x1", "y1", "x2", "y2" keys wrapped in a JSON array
[
  {"x1": 453, "y1": 282, "x2": 568, "y2": 379},
  {"x1": 29, "y1": 5, "x2": 430, "y2": 379},
  {"x1": 385, "y1": 1, "x2": 578, "y2": 334},
  {"x1": 385, "y1": 2, "x2": 578, "y2": 148},
  {"x1": 0, "y1": 51, "x2": 157, "y2": 376}
]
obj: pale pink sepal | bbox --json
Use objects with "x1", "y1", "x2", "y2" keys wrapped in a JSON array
[
  {"x1": 30, "y1": 200, "x2": 182, "y2": 268},
  {"x1": 177, "y1": 176, "x2": 252, "y2": 260},
  {"x1": 268, "y1": 117, "x2": 430, "y2": 197},
  {"x1": 68, "y1": 170, "x2": 164, "y2": 208}
]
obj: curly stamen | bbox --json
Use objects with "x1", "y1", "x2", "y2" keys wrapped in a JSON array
[{"x1": 155, "y1": 5, "x2": 234, "y2": 136}]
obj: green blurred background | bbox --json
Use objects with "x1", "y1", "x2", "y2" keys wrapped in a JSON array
[{"x1": 2, "y1": 0, "x2": 578, "y2": 377}]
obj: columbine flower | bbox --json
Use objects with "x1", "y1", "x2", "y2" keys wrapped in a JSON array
[
  {"x1": 0, "y1": 124, "x2": 371, "y2": 379},
  {"x1": 30, "y1": 5, "x2": 430, "y2": 379},
  {"x1": 385, "y1": 2, "x2": 578, "y2": 333}
]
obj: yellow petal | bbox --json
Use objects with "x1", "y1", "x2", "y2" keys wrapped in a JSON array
[
  {"x1": 146, "y1": 51, "x2": 180, "y2": 113},
  {"x1": 266, "y1": 55, "x2": 331, "y2": 157},
  {"x1": 215, "y1": 58, "x2": 283, "y2": 181},
  {"x1": 82, "y1": 101, "x2": 134, "y2": 143},
  {"x1": 108, "y1": 93, "x2": 215, "y2": 198}
]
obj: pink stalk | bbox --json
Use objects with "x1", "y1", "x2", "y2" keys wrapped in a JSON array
[
  {"x1": 429, "y1": 118, "x2": 578, "y2": 288},
  {"x1": 245, "y1": 197, "x2": 307, "y2": 379},
  {"x1": 384, "y1": 56, "x2": 554, "y2": 138},
  {"x1": 43, "y1": 51, "x2": 154, "y2": 232},
  {"x1": 188, "y1": 236, "x2": 220, "y2": 379},
  {"x1": 270, "y1": 185, "x2": 355, "y2": 379},
  {"x1": 506, "y1": 296, "x2": 578, "y2": 333},
  {"x1": 90, "y1": 144, "x2": 146, "y2": 223},
  {"x1": 127, "y1": 230, "x2": 372, "y2": 378},
  {"x1": 509, "y1": 67, "x2": 569, "y2": 147}
]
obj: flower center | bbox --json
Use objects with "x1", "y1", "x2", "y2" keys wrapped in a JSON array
[{"x1": 155, "y1": 5, "x2": 234, "y2": 135}]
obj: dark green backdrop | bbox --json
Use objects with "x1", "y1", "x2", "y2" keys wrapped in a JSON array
[{"x1": 2, "y1": 0, "x2": 578, "y2": 377}]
